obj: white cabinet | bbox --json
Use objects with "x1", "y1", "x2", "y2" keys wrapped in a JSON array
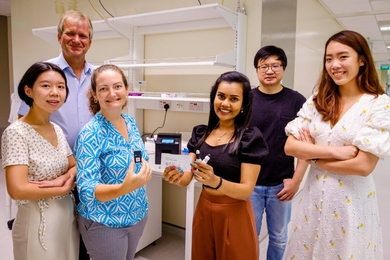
[{"x1": 136, "y1": 174, "x2": 162, "y2": 252}]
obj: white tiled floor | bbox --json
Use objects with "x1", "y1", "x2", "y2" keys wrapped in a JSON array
[{"x1": 2, "y1": 161, "x2": 389, "y2": 259}]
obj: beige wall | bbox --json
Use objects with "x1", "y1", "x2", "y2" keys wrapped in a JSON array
[
  {"x1": 379, "y1": 70, "x2": 388, "y2": 88},
  {"x1": 9, "y1": 0, "x2": 344, "y2": 228},
  {"x1": 294, "y1": 0, "x2": 343, "y2": 98}
]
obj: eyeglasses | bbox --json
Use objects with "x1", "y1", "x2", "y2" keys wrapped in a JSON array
[{"x1": 257, "y1": 64, "x2": 283, "y2": 73}]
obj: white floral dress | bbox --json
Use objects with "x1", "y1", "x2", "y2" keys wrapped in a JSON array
[
  {"x1": 1, "y1": 120, "x2": 78, "y2": 260},
  {"x1": 283, "y1": 94, "x2": 390, "y2": 260}
]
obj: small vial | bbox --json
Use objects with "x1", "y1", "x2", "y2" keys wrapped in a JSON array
[
  {"x1": 195, "y1": 150, "x2": 201, "y2": 162},
  {"x1": 202, "y1": 154, "x2": 211, "y2": 164},
  {"x1": 193, "y1": 150, "x2": 203, "y2": 179}
]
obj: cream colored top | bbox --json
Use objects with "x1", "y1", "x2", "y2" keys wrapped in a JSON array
[{"x1": 1, "y1": 120, "x2": 73, "y2": 250}]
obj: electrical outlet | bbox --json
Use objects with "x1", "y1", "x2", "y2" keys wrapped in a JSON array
[
  {"x1": 189, "y1": 102, "x2": 203, "y2": 111},
  {"x1": 159, "y1": 100, "x2": 171, "y2": 109},
  {"x1": 174, "y1": 101, "x2": 184, "y2": 110}
]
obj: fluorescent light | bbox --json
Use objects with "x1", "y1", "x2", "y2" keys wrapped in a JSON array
[
  {"x1": 380, "y1": 26, "x2": 390, "y2": 31},
  {"x1": 388, "y1": 46, "x2": 390, "y2": 49}
]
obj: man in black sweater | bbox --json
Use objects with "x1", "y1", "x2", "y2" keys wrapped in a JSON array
[{"x1": 249, "y1": 45, "x2": 308, "y2": 260}]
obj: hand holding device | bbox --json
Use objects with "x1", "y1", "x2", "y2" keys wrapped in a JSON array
[{"x1": 122, "y1": 158, "x2": 152, "y2": 193}]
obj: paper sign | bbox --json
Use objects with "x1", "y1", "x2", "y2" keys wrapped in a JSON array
[{"x1": 161, "y1": 153, "x2": 192, "y2": 172}]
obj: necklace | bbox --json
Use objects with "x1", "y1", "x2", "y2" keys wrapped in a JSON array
[{"x1": 216, "y1": 130, "x2": 233, "y2": 141}]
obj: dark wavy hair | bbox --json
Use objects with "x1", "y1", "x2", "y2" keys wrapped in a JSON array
[
  {"x1": 18, "y1": 62, "x2": 68, "y2": 107},
  {"x1": 196, "y1": 71, "x2": 253, "y2": 154},
  {"x1": 313, "y1": 30, "x2": 384, "y2": 125},
  {"x1": 89, "y1": 64, "x2": 129, "y2": 115}
]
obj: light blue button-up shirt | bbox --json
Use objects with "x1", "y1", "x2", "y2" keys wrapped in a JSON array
[{"x1": 18, "y1": 54, "x2": 94, "y2": 150}]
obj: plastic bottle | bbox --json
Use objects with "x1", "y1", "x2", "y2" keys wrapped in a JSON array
[{"x1": 182, "y1": 147, "x2": 189, "y2": 155}]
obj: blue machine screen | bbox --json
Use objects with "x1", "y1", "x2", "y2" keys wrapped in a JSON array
[{"x1": 162, "y1": 138, "x2": 175, "y2": 144}]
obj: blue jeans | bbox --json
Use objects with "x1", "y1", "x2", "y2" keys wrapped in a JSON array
[{"x1": 250, "y1": 183, "x2": 291, "y2": 260}]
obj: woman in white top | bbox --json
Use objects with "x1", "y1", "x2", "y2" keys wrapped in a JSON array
[
  {"x1": 283, "y1": 30, "x2": 390, "y2": 259},
  {"x1": 1, "y1": 62, "x2": 79, "y2": 260}
]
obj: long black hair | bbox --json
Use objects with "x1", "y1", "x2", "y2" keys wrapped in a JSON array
[{"x1": 196, "y1": 71, "x2": 253, "y2": 154}]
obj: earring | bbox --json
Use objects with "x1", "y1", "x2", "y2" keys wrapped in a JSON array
[
  {"x1": 240, "y1": 110, "x2": 244, "y2": 113},
  {"x1": 94, "y1": 99, "x2": 98, "y2": 104}
]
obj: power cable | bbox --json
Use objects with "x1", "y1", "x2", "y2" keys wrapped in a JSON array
[
  {"x1": 88, "y1": 0, "x2": 104, "y2": 19},
  {"x1": 149, "y1": 104, "x2": 170, "y2": 140},
  {"x1": 99, "y1": 0, "x2": 114, "y2": 18}
]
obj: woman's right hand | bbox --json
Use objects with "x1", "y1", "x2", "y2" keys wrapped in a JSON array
[{"x1": 122, "y1": 159, "x2": 152, "y2": 191}]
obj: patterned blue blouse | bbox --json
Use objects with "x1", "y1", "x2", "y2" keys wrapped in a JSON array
[{"x1": 74, "y1": 112, "x2": 148, "y2": 228}]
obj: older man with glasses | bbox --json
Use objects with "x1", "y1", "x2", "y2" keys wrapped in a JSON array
[{"x1": 249, "y1": 45, "x2": 308, "y2": 260}]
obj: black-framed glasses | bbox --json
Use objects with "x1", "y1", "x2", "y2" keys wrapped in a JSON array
[{"x1": 257, "y1": 63, "x2": 283, "y2": 73}]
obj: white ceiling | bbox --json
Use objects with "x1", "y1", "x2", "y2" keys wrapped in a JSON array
[
  {"x1": 0, "y1": 0, "x2": 389, "y2": 65},
  {"x1": 318, "y1": 0, "x2": 390, "y2": 66}
]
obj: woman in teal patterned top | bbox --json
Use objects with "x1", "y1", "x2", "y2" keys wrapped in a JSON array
[{"x1": 74, "y1": 64, "x2": 152, "y2": 260}]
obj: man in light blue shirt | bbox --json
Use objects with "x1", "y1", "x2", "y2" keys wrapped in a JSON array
[
  {"x1": 18, "y1": 10, "x2": 94, "y2": 150},
  {"x1": 17, "y1": 10, "x2": 94, "y2": 260}
]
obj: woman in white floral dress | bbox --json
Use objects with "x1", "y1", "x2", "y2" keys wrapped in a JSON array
[
  {"x1": 1, "y1": 62, "x2": 78, "y2": 260},
  {"x1": 283, "y1": 30, "x2": 390, "y2": 260}
]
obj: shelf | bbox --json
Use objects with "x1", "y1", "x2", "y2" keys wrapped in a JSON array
[
  {"x1": 32, "y1": 20, "x2": 121, "y2": 45},
  {"x1": 106, "y1": 3, "x2": 238, "y2": 38},
  {"x1": 107, "y1": 50, "x2": 235, "y2": 72},
  {"x1": 103, "y1": 4, "x2": 246, "y2": 74}
]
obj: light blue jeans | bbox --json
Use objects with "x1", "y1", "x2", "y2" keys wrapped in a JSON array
[{"x1": 250, "y1": 183, "x2": 291, "y2": 260}]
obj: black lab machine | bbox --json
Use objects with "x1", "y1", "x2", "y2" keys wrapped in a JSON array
[{"x1": 155, "y1": 133, "x2": 182, "y2": 164}]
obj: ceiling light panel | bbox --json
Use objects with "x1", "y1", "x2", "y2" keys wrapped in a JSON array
[
  {"x1": 371, "y1": 1, "x2": 390, "y2": 10},
  {"x1": 371, "y1": 40, "x2": 388, "y2": 53},
  {"x1": 338, "y1": 15, "x2": 382, "y2": 39},
  {"x1": 376, "y1": 14, "x2": 390, "y2": 22},
  {"x1": 320, "y1": 0, "x2": 371, "y2": 15}
]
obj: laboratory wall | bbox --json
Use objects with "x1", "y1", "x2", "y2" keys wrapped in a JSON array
[
  {"x1": 7, "y1": 0, "x2": 367, "y2": 231},
  {"x1": 294, "y1": 0, "x2": 342, "y2": 97}
]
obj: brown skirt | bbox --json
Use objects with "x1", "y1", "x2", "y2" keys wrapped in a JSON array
[{"x1": 192, "y1": 188, "x2": 258, "y2": 260}]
